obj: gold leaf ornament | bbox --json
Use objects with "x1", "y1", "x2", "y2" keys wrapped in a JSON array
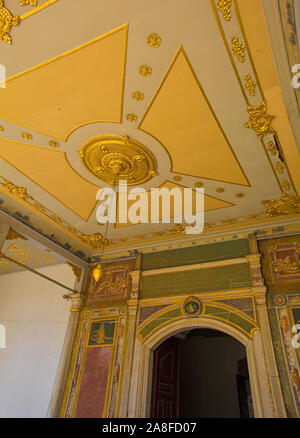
[
  {"x1": 245, "y1": 101, "x2": 275, "y2": 137},
  {"x1": 231, "y1": 35, "x2": 246, "y2": 63},
  {"x1": 263, "y1": 192, "x2": 300, "y2": 216},
  {"x1": 0, "y1": 1, "x2": 20, "y2": 44},
  {"x1": 147, "y1": 33, "x2": 161, "y2": 48},
  {"x1": 20, "y1": 0, "x2": 37, "y2": 5},
  {"x1": 217, "y1": 0, "x2": 232, "y2": 21},
  {"x1": 139, "y1": 65, "x2": 152, "y2": 77}
]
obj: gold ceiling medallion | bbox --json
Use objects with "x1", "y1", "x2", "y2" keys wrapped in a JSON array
[
  {"x1": 263, "y1": 192, "x2": 300, "y2": 216},
  {"x1": 132, "y1": 91, "x2": 144, "y2": 101},
  {"x1": 0, "y1": 1, "x2": 20, "y2": 44},
  {"x1": 139, "y1": 65, "x2": 152, "y2": 77},
  {"x1": 20, "y1": 0, "x2": 37, "y2": 5},
  {"x1": 79, "y1": 135, "x2": 157, "y2": 186},
  {"x1": 231, "y1": 35, "x2": 246, "y2": 62},
  {"x1": 245, "y1": 101, "x2": 275, "y2": 137},
  {"x1": 217, "y1": 0, "x2": 232, "y2": 21},
  {"x1": 244, "y1": 74, "x2": 256, "y2": 96},
  {"x1": 147, "y1": 33, "x2": 161, "y2": 48}
]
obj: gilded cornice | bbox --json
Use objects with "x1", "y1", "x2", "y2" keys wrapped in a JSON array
[
  {"x1": 0, "y1": 176, "x2": 111, "y2": 250},
  {"x1": 263, "y1": 192, "x2": 300, "y2": 217}
]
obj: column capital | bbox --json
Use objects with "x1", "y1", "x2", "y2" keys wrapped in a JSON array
[
  {"x1": 254, "y1": 291, "x2": 267, "y2": 306},
  {"x1": 129, "y1": 270, "x2": 141, "y2": 299},
  {"x1": 63, "y1": 293, "x2": 84, "y2": 312},
  {"x1": 246, "y1": 253, "x2": 265, "y2": 287},
  {"x1": 126, "y1": 298, "x2": 139, "y2": 310},
  {"x1": 245, "y1": 253, "x2": 261, "y2": 263}
]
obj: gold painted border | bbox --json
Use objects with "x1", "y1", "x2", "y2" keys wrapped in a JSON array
[
  {"x1": 137, "y1": 300, "x2": 257, "y2": 343},
  {"x1": 138, "y1": 45, "x2": 251, "y2": 188},
  {"x1": 20, "y1": 0, "x2": 58, "y2": 20}
]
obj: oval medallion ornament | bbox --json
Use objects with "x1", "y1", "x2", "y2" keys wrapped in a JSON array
[
  {"x1": 79, "y1": 135, "x2": 157, "y2": 185},
  {"x1": 182, "y1": 296, "x2": 202, "y2": 317}
]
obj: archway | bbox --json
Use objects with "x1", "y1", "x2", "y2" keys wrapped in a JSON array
[
  {"x1": 150, "y1": 328, "x2": 253, "y2": 418},
  {"x1": 127, "y1": 316, "x2": 276, "y2": 417}
]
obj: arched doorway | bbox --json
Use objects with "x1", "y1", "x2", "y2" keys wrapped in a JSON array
[
  {"x1": 127, "y1": 316, "x2": 278, "y2": 417},
  {"x1": 150, "y1": 328, "x2": 254, "y2": 418}
]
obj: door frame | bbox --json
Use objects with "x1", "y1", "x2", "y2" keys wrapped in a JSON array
[{"x1": 127, "y1": 316, "x2": 279, "y2": 418}]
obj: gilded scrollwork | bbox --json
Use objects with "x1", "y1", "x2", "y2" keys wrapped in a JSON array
[
  {"x1": 263, "y1": 192, "x2": 300, "y2": 216},
  {"x1": 20, "y1": 0, "x2": 37, "y2": 5},
  {"x1": 80, "y1": 233, "x2": 111, "y2": 250},
  {"x1": 245, "y1": 101, "x2": 275, "y2": 137},
  {"x1": 0, "y1": 1, "x2": 20, "y2": 44},
  {"x1": 0, "y1": 176, "x2": 109, "y2": 250}
]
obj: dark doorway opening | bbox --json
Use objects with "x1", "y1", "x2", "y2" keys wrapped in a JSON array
[{"x1": 151, "y1": 328, "x2": 254, "y2": 418}]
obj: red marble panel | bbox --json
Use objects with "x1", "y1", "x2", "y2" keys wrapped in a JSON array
[{"x1": 75, "y1": 346, "x2": 112, "y2": 418}]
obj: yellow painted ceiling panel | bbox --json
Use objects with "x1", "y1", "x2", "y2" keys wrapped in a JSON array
[
  {"x1": 0, "y1": 140, "x2": 100, "y2": 221},
  {"x1": 236, "y1": 0, "x2": 300, "y2": 195},
  {"x1": 139, "y1": 48, "x2": 249, "y2": 186},
  {"x1": 115, "y1": 181, "x2": 232, "y2": 227},
  {"x1": 0, "y1": 25, "x2": 128, "y2": 141}
]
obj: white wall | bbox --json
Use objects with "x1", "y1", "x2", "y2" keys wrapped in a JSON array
[{"x1": 0, "y1": 264, "x2": 73, "y2": 418}]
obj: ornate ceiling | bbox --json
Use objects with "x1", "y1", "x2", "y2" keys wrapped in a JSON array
[{"x1": 0, "y1": 0, "x2": 299, "y2": 260}]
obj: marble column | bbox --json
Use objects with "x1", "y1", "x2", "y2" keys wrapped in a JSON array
[
  {"x1": 246, "y1": 249, "x2": 287, "y2": 417},
  {"x1": 46, "y1": 291, "x2": 84, "y2": 418},
  {"x1": 118, "y1": 270, "x2": 141, "y2": 417}
]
